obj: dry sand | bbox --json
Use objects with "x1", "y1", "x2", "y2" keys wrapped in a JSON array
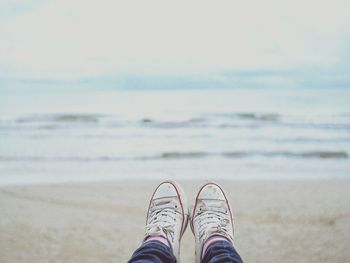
[{"x1": 0, "y1": 180, "x2": 349, "y2": 263}]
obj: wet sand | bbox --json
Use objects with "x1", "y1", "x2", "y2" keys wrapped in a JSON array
[{"x1": 0, "y1": 180, "x2": 349, "y2": 263}]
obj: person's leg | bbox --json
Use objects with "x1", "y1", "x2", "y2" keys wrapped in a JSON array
[
  {"x1": 201, "y1": 239, "x2": 243, "y2": 263},
  {"x1": 128, "y1": 240, "x2": 176, "y2": 263},
  {"x1": 128, "y1": 181, "x2": 189, "y2": 263},
  {"x1": 191, "y1": 182, "x2": 244, "y2": 263}
]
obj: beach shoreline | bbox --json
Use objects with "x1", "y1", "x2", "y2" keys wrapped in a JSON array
[{"x1": 0, "y1": 179, "x2": 349, "y2": 263}]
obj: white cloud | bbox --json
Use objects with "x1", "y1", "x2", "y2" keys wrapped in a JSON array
[{"x1": 0, "y1": 0, "x2": 350, "y2": 78}]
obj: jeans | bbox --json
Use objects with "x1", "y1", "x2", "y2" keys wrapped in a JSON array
[{"x1": 128, "y1": 240, "x2": 243, "y2": 263}]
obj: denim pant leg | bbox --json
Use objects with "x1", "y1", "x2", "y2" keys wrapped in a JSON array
[
  {"x1": 128, "y1": 241, "x2": 177, "y2": 263},
  {"x1": 202, "y1": 240, "x2": 243, "y2": 263}
]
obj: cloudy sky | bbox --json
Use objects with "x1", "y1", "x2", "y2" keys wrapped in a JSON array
[{"x1": 0, "y1": 0, "x2": 349, "y2": 88}]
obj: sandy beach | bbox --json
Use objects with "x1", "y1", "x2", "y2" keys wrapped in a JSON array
[
  {"x1": 0, "y1": 180, "x2": 349, "y2": 263},
  {"x1": 2, "y1": 0, "x2": 350, "y2": 262}
]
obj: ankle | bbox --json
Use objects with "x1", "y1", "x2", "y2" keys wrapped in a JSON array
[{"x1": 144, "y1": 236, "x2": 170, "y2": 247}]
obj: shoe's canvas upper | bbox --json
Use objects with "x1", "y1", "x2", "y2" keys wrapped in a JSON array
[
  {"x1": 191, "y1": 183, "x2": 234, "y2": 263},
  {"x1": 145, "y1": 181, "x2": 188, "y2": 262}
]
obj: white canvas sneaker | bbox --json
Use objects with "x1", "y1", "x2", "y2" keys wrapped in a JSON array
[
  {"x1": 144, "y1": 181, "x2": 189, "y2": 262},
  {"x1": 191, "y1": 182, "x2": 235, "y2": 263}
]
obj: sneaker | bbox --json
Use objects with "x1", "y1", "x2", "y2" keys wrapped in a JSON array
[
  {"x1": 144, "y1": 181, "x2": 189, "y2": 262},
  {"x1": 191, "y1": 182, "x2": 234, "y2": 263}
]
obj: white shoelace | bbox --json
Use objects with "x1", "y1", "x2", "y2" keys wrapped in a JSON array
[
  {"x1": 196, "y1": 204, "x2": 231, "y2": 242},
  {"x1": 146, "y1": 199, "x2": 179, "y2": 243}
]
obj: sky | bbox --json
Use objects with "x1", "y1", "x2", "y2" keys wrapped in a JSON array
[{"x1": 0, "y1": 0, "x2": 350, "y2": 89}]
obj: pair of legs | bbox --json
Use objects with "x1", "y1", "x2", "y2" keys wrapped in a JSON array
[{"x1": 128, "y1": 181, "x2": 243, "y2": 263}]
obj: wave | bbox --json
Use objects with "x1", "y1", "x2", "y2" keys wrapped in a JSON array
[
  {"x1": 160, "y1": 152, "x2": 209, "y2": 159},
  {"x1": 223, "y1": 151, "x2": 349, "y2": 159},
  {"x1": 1, "y1": 150, "x2": 347, "y2": 162},
  {"x1": 206, "y1": 112, "x2": 280, "y2": 122},
  {"x1": 140, "y1": 113, "x2": 280, "y2": 128},
  {"x1": 0, "y1": 113, "x2": 349, "y2": 145},
  {"x1": 139, "y1": 118, "x2": 208, "y2": 129},
  {"x1": 9, "y1": 112, "x2": 281, "y2": 126},
  {"x1": 16, "y1": 114, "x2": 101, "y2": 123},
  {"x1": 235, "y1": 113, "x2": 280, "y2": 121},
  {"x1": 1, "y1": 112, "x2": 349, "y2": 131},
  {"x1": 0, "y1": 156, "x2": 123, "y2": 162}
]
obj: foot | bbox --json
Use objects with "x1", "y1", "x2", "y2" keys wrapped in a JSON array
[
  {"x1": 144, "y1": 181, "x2": 189, "y2": 262},
  {"x1": 191, "y1": 182, "x2": 234, "y2": 263}
]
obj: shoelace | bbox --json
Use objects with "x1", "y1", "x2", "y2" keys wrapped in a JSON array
[
  {"x1": 146, "y1": 199, "x2": 179, "y2": 243},
  {"x1": 196, "y1": 205, "x2": 231, "y2": 241}
]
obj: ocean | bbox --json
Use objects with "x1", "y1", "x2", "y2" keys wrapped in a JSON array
[{"x1": 0, "y1": 88, "x2": 349, "y2": 185}]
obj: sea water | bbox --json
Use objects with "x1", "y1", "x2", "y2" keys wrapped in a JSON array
[{"x1": 0, "y1": 88, "x2": 349, "y2": 185}]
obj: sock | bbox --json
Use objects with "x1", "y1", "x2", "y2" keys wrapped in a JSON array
[{"x1": 144, "y1": 236, "x2": 170, "y2": 247}]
